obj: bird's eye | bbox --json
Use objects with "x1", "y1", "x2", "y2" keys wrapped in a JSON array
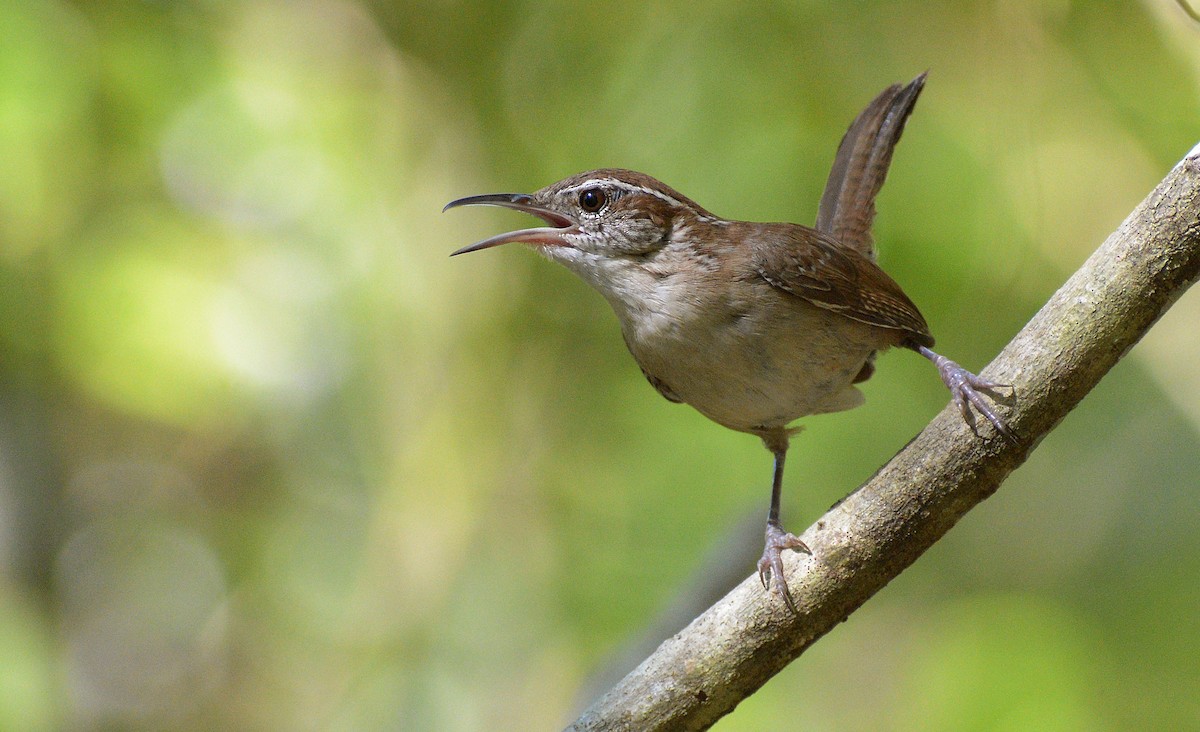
[{"x1": 579, "y1": 188, "x2": 607, "y2": 213}]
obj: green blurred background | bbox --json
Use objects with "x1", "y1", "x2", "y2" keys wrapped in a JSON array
[{"x1": 1, "y1": 0, "x2": 1199, "y2": 729}]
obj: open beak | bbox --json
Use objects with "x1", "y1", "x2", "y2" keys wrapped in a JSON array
[{"x1": 443, "y1": 193, "x2": 578, "y2": 256}]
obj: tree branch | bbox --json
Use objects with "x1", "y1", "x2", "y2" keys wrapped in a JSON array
[{"x1": 567, "y1": 144, "x2": 1200, "y2": 732}]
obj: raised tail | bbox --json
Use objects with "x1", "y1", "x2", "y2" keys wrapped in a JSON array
[{"x1": 815, "y1": 72, "x2": 926, "y2": 260}]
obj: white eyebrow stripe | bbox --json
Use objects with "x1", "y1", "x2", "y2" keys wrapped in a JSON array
[{"x1": 563, "y1": 179, "x2": 687, "y2": 209}]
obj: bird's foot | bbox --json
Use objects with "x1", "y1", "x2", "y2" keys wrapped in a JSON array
[
  {"x1": 757, "y1": 520, "x2": 811, "y2": 614},
  {"x1": 927, "y1": 350, "x2": 1016, "y2": 443}
]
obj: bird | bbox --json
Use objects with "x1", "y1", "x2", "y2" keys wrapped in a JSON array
[{"x1": 444, "y1": 73, "x2": 1012, "y2": 612}]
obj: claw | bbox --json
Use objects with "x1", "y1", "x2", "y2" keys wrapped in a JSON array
[
  {"x1": 916, "y1": 345, "x2": 1016, "y2": 443},
  {"x1": 758, "y1": 521, "x2": 810, "y2": 614},
  {"x1": 957, "y1": 373, "x2": 1016, "y2": 443}
]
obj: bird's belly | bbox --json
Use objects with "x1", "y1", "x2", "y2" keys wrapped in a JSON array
[{"x1": 625, "y1": 303, "x2": 883, "y2": 433}]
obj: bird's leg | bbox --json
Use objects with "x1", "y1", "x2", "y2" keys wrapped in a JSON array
[
  {"x1": 756, "y1": 432, "x2": 810, "y2": 614},
  {"x1": 912, "y1": 344, "x2": 1015, "y2": 442}
]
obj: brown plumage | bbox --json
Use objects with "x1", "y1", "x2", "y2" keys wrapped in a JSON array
[
  {"x1": 445, "y1": 74, "x2": 1012, "y2": 613},
  {"x1": 752, "y1": 223, "x2": 933, "y2": 346}
]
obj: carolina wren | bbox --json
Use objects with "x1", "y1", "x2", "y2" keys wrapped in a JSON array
[{"x1": 445, "y1": 74, "x2": 1012, "y2": 612}]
